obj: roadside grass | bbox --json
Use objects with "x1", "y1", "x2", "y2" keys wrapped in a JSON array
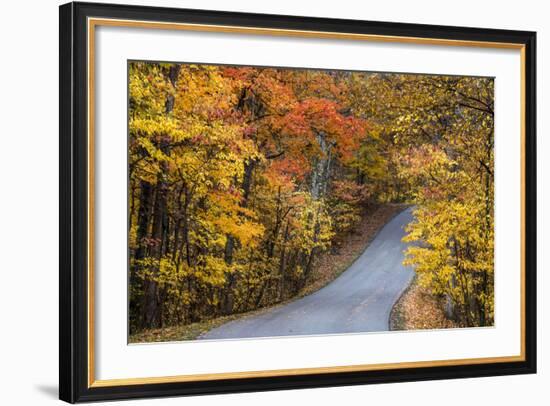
[{"x1": 129, "y1": 203, "x2": 408, "y2": 344}]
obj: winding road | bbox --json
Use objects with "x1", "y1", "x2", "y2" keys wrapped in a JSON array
[{"x1": 201, "y1": 207, "x2": 415, "y2": 340}]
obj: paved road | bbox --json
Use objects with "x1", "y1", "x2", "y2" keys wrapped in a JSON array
[{"x1": 201, "y1": 207, "x2": 415, "y2": 340}]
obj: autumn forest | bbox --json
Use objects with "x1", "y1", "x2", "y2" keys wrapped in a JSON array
[{"x1": 128, "y1": 61, "x2": 494, "y2": 342}]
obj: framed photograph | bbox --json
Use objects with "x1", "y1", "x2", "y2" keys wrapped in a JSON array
[{"x1": 59, "y1": 1, "x2": 536, "y2": 403}]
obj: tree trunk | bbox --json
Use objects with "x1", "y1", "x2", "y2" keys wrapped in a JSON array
[
  {"x1": 310, "y1": 132, "x2": 333, "y2": 200},
  {"x1": 130, "y1": 180, "x2": 153, "y2": 331},
  {"x1": 278, "y1": 221, "x2": 289, "y2": 300},
  {"x1": 142, "y1": 172, "x2": 168, "y2": 328},
  {"x1": 221, "y1": 159, "x2": 257, "y2": 315},
  {"x1": 141, "y1": 64, "x2": 180, "y2": 329}
]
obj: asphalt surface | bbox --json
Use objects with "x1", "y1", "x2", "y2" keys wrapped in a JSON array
[{"x1": 201, "y1": 207, "x2": 415, "y2": 340}]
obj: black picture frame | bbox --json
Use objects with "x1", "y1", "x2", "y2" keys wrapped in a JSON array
[{"x1": 59, "y1": 1, "x2": 537, "y2": 403}]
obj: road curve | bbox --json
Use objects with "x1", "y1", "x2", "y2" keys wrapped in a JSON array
[{"x1": 201, "y1": 207, "x2": 415, "y2": 340}]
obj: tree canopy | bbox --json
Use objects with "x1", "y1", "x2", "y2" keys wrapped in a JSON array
[{"x1": 128, "y1": 62, "x2": 494, "y2": 333}]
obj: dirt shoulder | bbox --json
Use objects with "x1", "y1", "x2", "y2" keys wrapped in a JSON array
[
  {"x1": 130, "y1": 203, "x2": 408, "y2": 343},
  {"x1": 390, "y1": 275, "x2": 458, "y2": 331}
]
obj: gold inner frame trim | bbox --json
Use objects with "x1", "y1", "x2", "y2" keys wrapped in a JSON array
[
  {"x1": 90, "y1": 355, "x2": 524, "y2": 388},
  {"x1": 87, "y1": 17, "x2": 527, "y2": 388}
]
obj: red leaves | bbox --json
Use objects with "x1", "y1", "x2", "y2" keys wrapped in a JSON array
[
  {"x1": 277, "y1": 98, "x2": 368, "y2": 163},
  {"x1": 331, "y1": 180, "x2": 370, "y2": 205},
  {"x1": 219, "y1": 66, "x2": 372, "y2": 168},
  {"x1": 242, "y1": 125, "x2": 256, "y2": 138},
  {"x1": 276, "y1": 98, "x2": 367, "y2": 162},
  {"x1": 267, "y1": 156, "x2": 310, "y2": 183},
  {"x1": 220, "y1": 66, "x2": 255, "y2": 83}
]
